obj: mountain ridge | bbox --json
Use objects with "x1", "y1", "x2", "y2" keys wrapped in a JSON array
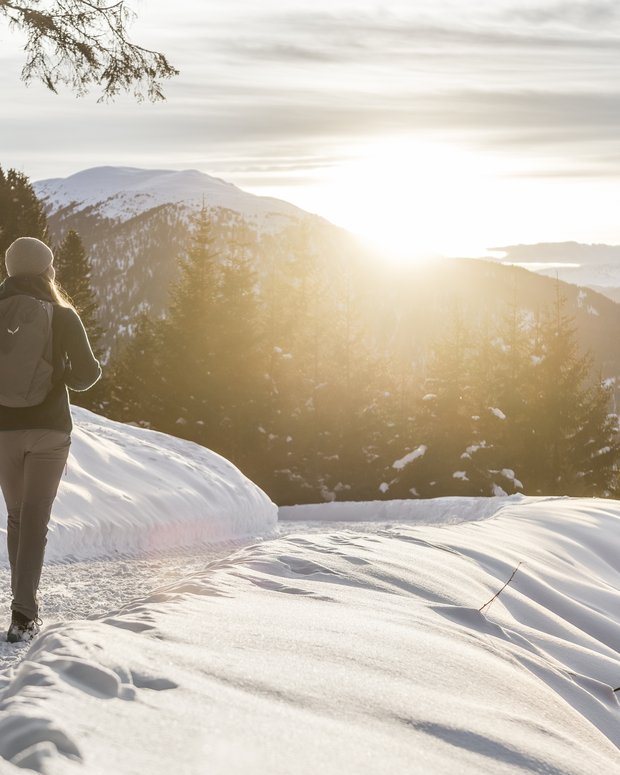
[{"x1": 35, "y1": 165, "x2": 309, "y2": 231}]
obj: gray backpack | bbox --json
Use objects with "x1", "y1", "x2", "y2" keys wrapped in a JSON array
[{"x1": 0, "y1": 295, "x2": 54, "y2": 407}]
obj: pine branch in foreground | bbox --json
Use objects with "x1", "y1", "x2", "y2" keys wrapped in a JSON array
[{"x1": 1, "y1": 0, "x2": 178, "y2": 100}]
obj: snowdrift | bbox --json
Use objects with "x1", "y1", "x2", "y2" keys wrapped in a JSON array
[
  {"x1": 278, "y1": 494, "x2": 527, "y2": 524},
  {"x1": 0, "y1": 407, "x2": 277, "y2": 563},
  {"x1": 1, "y1": 497, "x2": 620, "y2": 773}
]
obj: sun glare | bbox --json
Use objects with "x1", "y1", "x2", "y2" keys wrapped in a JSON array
[
  {"x1": 247, "y1": 137, "x2": 620, "y2": 266},
  {"x1": 251, "y1": 138, "x2": 519, "y2": 264},
  {"x1": 324, "y1": 138, "x2": 508, "y2": 262}
]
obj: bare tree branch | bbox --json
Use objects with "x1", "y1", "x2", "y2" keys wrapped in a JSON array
[{"x1": 0, "y1": 0, "x2": 178, "y2": 101}]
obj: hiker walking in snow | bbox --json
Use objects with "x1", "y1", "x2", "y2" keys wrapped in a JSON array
[{"x1": 0, "y1": 237, "x2": 101, "y2": 643}]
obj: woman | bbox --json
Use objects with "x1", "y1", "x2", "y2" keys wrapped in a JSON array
[{"x1": 0, "y1": 237, "x2": 101, "y2": 642}]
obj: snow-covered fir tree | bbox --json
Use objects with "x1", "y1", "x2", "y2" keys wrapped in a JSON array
[{"x1": 388, "y1": 294, "x2": 619, "y2": 499}]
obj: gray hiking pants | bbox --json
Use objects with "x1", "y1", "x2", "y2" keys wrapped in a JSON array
[{"x1": 0, "y1": 429, "x2": 70, "y2": 620}]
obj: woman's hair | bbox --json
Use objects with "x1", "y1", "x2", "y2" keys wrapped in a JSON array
[
  {"x1": 48, "y1": 279, "x2": 76, "y2": 310},
  {"x1": 39, "y1": 266, "x2": 76, "y2": 310}
]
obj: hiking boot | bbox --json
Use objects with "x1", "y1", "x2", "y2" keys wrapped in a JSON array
[{"x1": 7, "y1": 610, "x2": 41, "y2": 643}]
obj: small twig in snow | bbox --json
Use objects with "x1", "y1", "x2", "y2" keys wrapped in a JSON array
[{"x1": 479, "y1": 562, "x2": 523, "y2": 613}]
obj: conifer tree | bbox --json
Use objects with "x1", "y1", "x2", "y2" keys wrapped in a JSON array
[
  {"x1": 106, "y1": 209, "x2": 220, "y2": 434},
  {"x1": 467, "y1": 305, "x2": 531, "y2": 495},
  {"x1": 523, "y1": 288, "x2": 619, "y2": 494},
  {"x1": 210, "y1": 239, "x2": 268, "y2": 480},
  {"x1": 260, "y1": 224, "x2": 332, "y2": 502},
  {"x1": 0, "y1": 166, "x2": 48, "y2": 277},
  {"x1": 54, "y1": 230, "x2": 108, "y2": 412},
  {"x1": 387, "y1": 310, "x2": 482, "y2": 498},
  {"x1": 157, "y1": 206, "x2": 221, "y2": 440},
  {"x1": 55, "y1": 230, "x2": 104, "y2": 354},
  {"x1": 318, "y1": 264, "x2": 389, "y2": 501},
  {"x1": 108, "y1": 313, "x2": 166, "y2": 425},
  {"x1": 386, "y1": 292, "x2": 619, "y2": 499},
  {"x1": 570, "y1": 378, "x2": 619, "y2": 495}
]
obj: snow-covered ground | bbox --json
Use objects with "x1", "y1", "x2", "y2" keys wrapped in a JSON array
[
  {"x1": 1, "y1": 411, "x2": 620, "y2": 773},
  {"x1": 0, "y1": 407, "x2": 277, "y2": 564}
]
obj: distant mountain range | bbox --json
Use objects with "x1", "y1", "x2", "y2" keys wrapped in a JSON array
[
  {"x1": 33, "y1": 168, "x2": 620, "y2": 394},
  {"x1": 487, "y1": 241, "x2": 620, "y2": 301}
]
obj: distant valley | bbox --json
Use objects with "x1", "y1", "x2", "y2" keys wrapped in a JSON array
[{"x1": 484, "y1": 241, "x2": 620, "y2": 302}]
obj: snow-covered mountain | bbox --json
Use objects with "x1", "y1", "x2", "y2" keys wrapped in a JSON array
[
  {"x1": 37, "y1": 166, "x2": 306, "y2": 231},
  {"x1": 34, "y1": 166, "x2": 354, "y2": 356}
]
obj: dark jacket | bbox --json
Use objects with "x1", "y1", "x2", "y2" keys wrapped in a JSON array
[{"x1": 0, "y1": 275, "x2": 102, "y2": 433}]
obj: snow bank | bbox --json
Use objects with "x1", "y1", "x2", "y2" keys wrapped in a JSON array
[
  {"x1": 1, "y1": 497, "x2": 620, "y2": 773},
  {"x1": 279, "y1": 494, "x2": 528, "y2": 524},
  {"x1": 0, "y1": 408, "x2": 277, "y2": 563}
]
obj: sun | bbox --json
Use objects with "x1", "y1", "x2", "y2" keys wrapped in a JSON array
[
  {"x1": 246, "y1": 136, "x2": 599, "y2": 265},
  {"x1": 321, "y1": 137, "x2": 505, "y2": 262}
]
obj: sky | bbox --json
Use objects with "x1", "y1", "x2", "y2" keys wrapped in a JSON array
[{"x1": 2, "y1": 0, "x2": 620, "y2": 259}]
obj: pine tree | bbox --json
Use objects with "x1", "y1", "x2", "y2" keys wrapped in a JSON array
[
  {"x1": 210, "y1": 239, "x2": 268, "y2": 481},
  {"x1": 523, "y1": 287, "x2": 619, "y2": 495},
  {"x1": 385, "y1": 290, "x2": 620, "y2": 499},
  {"x1": 106, "y1": 209, "x2": 220, "y2": 433},
  {"x1": 570, "y1": 378, "x2": 620, "y2": 495},
  {"x1": 260, "y1": 224, "x2": 332, "y2": 502},
  {"x1": 157, "y1": 207, "x2": 222, "y2": 441},
  {"x1": 467, "y1": 304, "x2": 531, "y2": 495},
  {"x1": 387, "y1": 310, "x2": 482, "y2": 498},
  {"x1": 108, "y1": 313, "x2": 166, "y2": 426},
  {"x1": 55, "y1": 230, "x2": 104, "y2": 354},
  {"x1": 54, "y1": 230, "x2": 108, "y2": 412},
  {"x1": 0, "y1": 166, "x2": 48, "y2": 278},
  {"x1": 318, "y1": 263, "x2": 389, "y2": 501}
]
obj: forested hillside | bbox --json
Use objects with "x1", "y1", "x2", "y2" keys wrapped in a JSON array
[{"x1": 7, "y1": 165, "x2": 620, "y2": 504}]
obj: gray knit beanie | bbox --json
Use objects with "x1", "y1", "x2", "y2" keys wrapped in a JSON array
[{"x1": 5, "y1": 237, "x2": 54, "y2": 277}]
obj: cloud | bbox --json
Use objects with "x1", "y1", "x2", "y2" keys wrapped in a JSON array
[
  {"x1": 212, "y1": 7, "x2": 620, "y2": 66},
  {"x1": 4, "y1": 1, "x2": 620, "y2": 185},
  {"x1": 5, "y1": 82, "x2": 620, "y2": 183},
  {"x1": 503, "y1": 1, "x2": 620, "y2": 26}
]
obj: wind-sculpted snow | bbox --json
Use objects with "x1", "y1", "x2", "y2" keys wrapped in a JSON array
[
  {"x1": 1, "y1": 497, "x2": 620, "y2": 773},
  {"x1": 0, "y1": 407, "x2": 277, "y2": 564}
]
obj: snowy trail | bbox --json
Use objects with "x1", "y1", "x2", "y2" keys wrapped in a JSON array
[
  {"x1": 0, "y1": 543, "x2": 247, "y2": 673},
  {"x1": 0, "y1": 497, "x2": 516, "y2": 674},
  {"x1": 1, "y1": 498, "x2": 619, "y2": 774},
  {"x1": 0, "y1": 407, "x2": 278, "y2": 672},
  {"x1": 0, "y1": 519, "x2": 419, "y2": 673}
]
